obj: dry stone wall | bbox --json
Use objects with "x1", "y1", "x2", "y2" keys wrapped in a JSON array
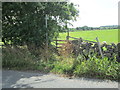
[{"x1": 62, "y1": 38, "x2": 119, "y2": 62}]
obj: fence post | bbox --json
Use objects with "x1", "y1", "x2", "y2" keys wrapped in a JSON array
[
  {"x1": 96, "y1": 37, "x2": 104, "y2": 58},
  {"x1": 66, "y1": 36, "x2": 69, "y2": 41}
]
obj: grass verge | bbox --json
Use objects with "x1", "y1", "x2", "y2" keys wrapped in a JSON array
[{"x1": 2, "y1": 46, "x2": 120, "y2": 81}]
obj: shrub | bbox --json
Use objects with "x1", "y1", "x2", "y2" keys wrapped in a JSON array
[
  {"x1": 74, "y1": 56, "x2": 119, "y2": 80},
  {"x1": 51, "y1": 57, "x2": 75, "y2": 75}
]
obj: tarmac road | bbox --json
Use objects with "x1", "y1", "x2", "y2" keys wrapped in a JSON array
[{"x1": 2, "y1": 70, "x2": 119, "y2": 88}]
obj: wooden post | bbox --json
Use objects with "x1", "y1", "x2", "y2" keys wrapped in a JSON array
[
  {"x1": 65, "y1": 20, "x2": 69, "y2": 41},
  {"x1": 96, "y1": 37, "x2": 104, "y2": 58},
  {"x1": 66, "y1": 36, "x2": 69, "y2": 41},
  {"x1": 67, "y1": 28, "x2": 69, "y2": 40},
  {"x1": 45, "y1": 14, "x2": 49, "y2": 62}
]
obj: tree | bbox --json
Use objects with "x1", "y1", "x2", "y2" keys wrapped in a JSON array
[
  {"x1": 2, "y1": 2, "x2": 79, "y2": 49},
  {"x1": 82, "y1": 26, "x2": 88, "y2": 30}
]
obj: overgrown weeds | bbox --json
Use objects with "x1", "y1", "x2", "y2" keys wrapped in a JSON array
[
  {"x1": 2, "y1": 46, "x2": 36, "y2": 70},
  {"x1": 2, "y1": 45, "x2": 57, "y2": 73},
  {"x1": 74, "y1": 56, "x2": 119, "y2": 81},
  {"x1": 51, "y1": 56, "x2": 74, "y2": 75},
  {"x1": 51, "y1": 54, "x2": 119, "y2": 81},
  {"x1": 2, "y1": 45, "x2": 119, "y2": 81}
]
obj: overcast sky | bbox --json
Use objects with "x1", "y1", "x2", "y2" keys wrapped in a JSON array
[{"x1": 69, "y1": 0, "x2": 119, "y2": 28}]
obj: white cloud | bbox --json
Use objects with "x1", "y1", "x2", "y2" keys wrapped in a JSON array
[{"x1": 69, "y1": 0, "x2": 119, "y2": 28}]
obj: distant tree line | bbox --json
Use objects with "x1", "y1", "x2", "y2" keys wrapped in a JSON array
[{"x1": 68, "y1": 25, "x2": 118, "y2": 32}]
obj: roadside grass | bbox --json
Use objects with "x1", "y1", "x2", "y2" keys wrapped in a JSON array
[
  {"x1": 51, "y1": 55, "x2": 120, "y2": 81},
  {"x1": 58, "y1": 29, "x2": 118, "y2": 44},
  {"x1": 2, "y1": 46, "x2": 119, "y2": 81},
  {"x1": 51, "y1": 56, "x2": 74, "y2": 75},
  {"x1": 2, "y1": 46, "x2": 36, "y2": 70},
  {"x1": 73, "y1": 56, "x2": 119, "y2": 81},
  {"x1": 2, "y1": 46, "x2": 55, "y2": 73}
]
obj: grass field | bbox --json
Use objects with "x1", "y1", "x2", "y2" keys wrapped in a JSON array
[
  {"x1": 58, "y1": 29, "x2": 118, "y2": 44},
  {"x1": 1, "y1": 29, "x2": 118, "y2": 46}
]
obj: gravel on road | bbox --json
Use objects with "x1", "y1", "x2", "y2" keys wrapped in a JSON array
[{"x1": 2, "y1": 70, "x2": 119, "y2": 88}]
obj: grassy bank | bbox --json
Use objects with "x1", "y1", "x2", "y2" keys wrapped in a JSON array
[
  {"x1": 51, "y1": 56, "x2": 120, "y2": 81},
  {"x1": 2, "y1": 46, "x2": 120, "y2": 81}
]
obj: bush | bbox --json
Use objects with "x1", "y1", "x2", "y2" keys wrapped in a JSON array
[
  {"x1": 51, "y1": 54, "x2": 119, "y2": 81},
  {"x1": 74, "y1": 56, "x2": 119, "y2": 80}
]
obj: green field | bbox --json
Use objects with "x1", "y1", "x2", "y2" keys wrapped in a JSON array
[
  {"x1": 1, "y1": 29, "x2": 118, "y2": 45},
  {"x1": 58, "y1": 29, "x2": 118, "y2": 44}
]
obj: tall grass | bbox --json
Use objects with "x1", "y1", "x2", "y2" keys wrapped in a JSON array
[
  {"x1": 51, "y1": 55, "x2": 119, "y2": 81},
  {"x1": 2, "y1": 45, "x2": 119, "y2": 81},
  {"x1": 2, "y1": 46, "x2": 36, "y2": 70},
  {"x1": 2, "y1": 45, "x2": 56, "y2": 72},
  {"x1": 51, "y1": 57, "x2": 74, "y2": 75}
]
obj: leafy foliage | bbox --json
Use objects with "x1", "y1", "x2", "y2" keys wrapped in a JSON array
[
  {"x1": 51, "y1": 55, "x2": 119, "y2": 81},
  {"x1": 2, "y1": 2, "x2": 78, "y2": 48},
  {"x1": 74, "y1": 56, "x2": 119, "y2": 80},
  {"x1": 51, "y1": 57, "x2": 74, "y2": 74}
]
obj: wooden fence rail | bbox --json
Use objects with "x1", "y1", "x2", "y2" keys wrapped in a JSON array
[{"x1": 54, "y1": 40, "x2": 68, "y2": 49}]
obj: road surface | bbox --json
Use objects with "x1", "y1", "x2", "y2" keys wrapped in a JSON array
[{"x1": 2, "y1": 70, "x2": 119, "y2": 88}]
